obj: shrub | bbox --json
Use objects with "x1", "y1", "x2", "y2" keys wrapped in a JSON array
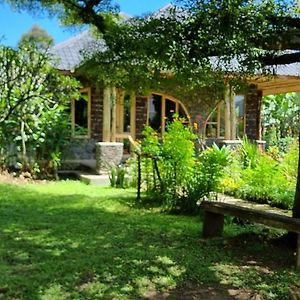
[
  {"x1": 238, "y1": 137, "x2": 260, "y2": 169},
  {"x1": 109, "y1": 165, "x2": 128, "y2": 188},
  {"x1": 182, "y1": 144, "x2": 232, "y2": 212},
  {"x1": 222, "y1": 140, "x2": 297, "y2": 210},
  {"x1": 135, "y1": 119, "x2": 231, "y2": 214},
  {"x1": 280, "y1": 139, "x2": 299, "y2": 181}
]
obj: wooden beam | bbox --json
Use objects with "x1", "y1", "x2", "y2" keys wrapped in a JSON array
[
  {"x1": 111, "y1": 86, "x2": 117, "y2": 142},
  {"x1": 224, "y1": 86, "x2": 231, "y2": 140},
  {"x1": 200, "y1": 201, "x2": 300, "y2": 233},
  {"x1": 262, "y1": 86, "x2": 300, "y2": 96},
  {"x1": 116, "y1": 89, "x2": 123, "y2": 134},
  {"x1": 130, "y1": 91, "x2": 136, "y2": 140},
  {"x1": 161, "y1": 95, "x2": 166, "y2": 136},
  {"x1": 230, "y1": 87, "x2": 236, "y2": 140},
  {"x1": 103, "y1": 86, "x2": 111, "y2": 142},
  {"x1": 297, "y1": 234, "x2": 300, "y2": 268}
]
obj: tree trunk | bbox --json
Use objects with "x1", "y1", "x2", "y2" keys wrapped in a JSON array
[
  {"x1": 20, "y1": 119, "x2": 28, "y2": 171},
  {"x1": 292, "y1": 132, "x2": 300, "y2": 218}
]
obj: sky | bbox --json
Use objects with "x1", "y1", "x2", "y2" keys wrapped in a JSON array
[{"x1": 0, "y1": 0, "x2": 172, "y2": 47}]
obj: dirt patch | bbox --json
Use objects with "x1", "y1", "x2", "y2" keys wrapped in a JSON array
[
  {"x1": 143, "y1": 283, "x2": 263, "y2": 300},
  {"x1": 0, "y1": 170, "x2": 47, "y2": 185}
]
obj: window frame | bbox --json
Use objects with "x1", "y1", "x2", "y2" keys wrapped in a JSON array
[
  {"x1": 71, "y1": 87, "x2": 91, "y2": 139},
  {"x1": 235, "y1": 95, "x2": 246, "y2": 139},
  {"x1": 116, "y1": 90, "x2": 136, "y2": 140},
  {"x1": 205, "y1": 95, "x2": 246, "y2": 139},
  {"x1": 147, "y1": 92, "x2": 190, "y2": 135}
]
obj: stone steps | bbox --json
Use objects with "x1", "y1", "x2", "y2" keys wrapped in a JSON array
[{"x1": 58, "y1": 170, "x2": 110, "y2": 186}]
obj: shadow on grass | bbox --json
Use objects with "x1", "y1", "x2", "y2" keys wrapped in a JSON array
[{"x1": 0, "y1": 182, "x2": 299, "y2": 299}]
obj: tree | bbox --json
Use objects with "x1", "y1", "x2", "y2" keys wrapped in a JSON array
[
  {"x1": 262, "y1": 93, "x2": 300, "y2": 142},
  {"x1": 2, "y1": 0, "x2": 118, "y2": 33},
  {"x1": 18, "y1": 24, "x2": 54, "y2": 49},
  {"x1": 4, "y1": 0, "x2": 300, "y2": 65},
  {"x1": 293, "y1": 132, "x2": 300, "y2": 218},
  {"x1": 0, "y1": 43, "x2": 80, "y2": 176},
  {"x1": 3, "y1": 0, "x2": 300, "y2": 216}
]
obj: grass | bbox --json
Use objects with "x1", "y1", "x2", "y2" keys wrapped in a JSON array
[{"x1": 0, "y1": 181, "x2": 299, "y2": 299}]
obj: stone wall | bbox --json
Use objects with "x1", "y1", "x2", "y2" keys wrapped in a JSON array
[
  {"x1": 91, "y1": 87, "x2": 103, "y2": 141},
  {"x1": 95, "y1": 142, "x2": 124, "y2": 174},
  {"x1": 61, "y1": 139, "x2": 96, "y2": 170},
  {"x1": 245, "y1": 85, "x2": 262, "y2": 141}
]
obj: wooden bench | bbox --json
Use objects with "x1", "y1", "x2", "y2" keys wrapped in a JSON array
[{"x1": 199, "y1": 196, "x2": 300, "y2": 267}]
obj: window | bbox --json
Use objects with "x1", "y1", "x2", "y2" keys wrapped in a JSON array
[
  {"x1": 148, "y1": 94, "x2": 163, "y2": 131},
  {"x1": 205, "y1": 107, "x2": 219, "y2": 138},
  {"x1": 148, "y1": 93, "x2": 189, "y2": 134},
  {"x1": 115, "y1": 91, "x2": 136, "y2": 154},
  {"x1": 205, "y1": 95, "x2": 245, "y2": 139},
  {"x1": 123, "y1": 94, "x2": 131, "y2": 133},
  {"x1": 235, "y1": 95, "x2": 245, "y2": 138},
  {"x1": 72, "y1": 88, "x2": 91, "y2": 138}
]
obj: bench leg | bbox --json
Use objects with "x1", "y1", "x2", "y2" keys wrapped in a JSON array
[
  {"x1": 296, "y1": 233, "x2": 300, "y2": 268},
  {"x1": 202, "y1": 211, "x2": 224, "y2": 238}
]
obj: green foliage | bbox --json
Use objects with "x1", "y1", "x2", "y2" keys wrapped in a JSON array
[
  {"x1": 222, "y1": 139, "x2": 298, "y2": 210},
  {"x1": 3, "y1": 0, "x2": 118, "y2": 32},
  {"x1": 160, "y1": 118, "x2": 196, "y2": 200},
  {"x1": 75, "y1": 0, "x2": 297, "y2": 96},
  {"x1": 109, "y1": 165, "x2": 128, "y2": 188},
  {"x1": 0, "y1": 43, "x2": 80, "y2": 177},
  {"x1": 0, "y1": 181, "x2": 299, "y2": 299},
  {"x1": 281, "y1": 140, "x2": 299, "y2": 181},
  {"x1": 238, "y1": 136, "x2": 260, "y2": 169},
  {"x1": 18, "y1": 24, "x2": 54, "y2": 49},
  {"x1": 136, "y1": 118, "x2": 231, "y2": 213},
  {"x1": 184, "y1": 144, "x2": 232, "y2": 210},
  {"x1": 262, "y1": 93, "x2": 300, "y2": 144}
]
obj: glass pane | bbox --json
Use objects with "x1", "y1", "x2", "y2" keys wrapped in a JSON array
[
  {"x1": 219, "y1": 103, "x2": 225, "y2": 137},
  {"x1": 165, "y1": 98, "x2": 176, "y2": 124},
  {"x1": 74, "y1": 93, "x2": 88, "y2": 136},
  {"x1": 149, "y1": 94, "x2": 162, "y2": 131},
  {"x1": 123, "y1": 94, "x2": 131, "y2": 133},
  {"x1": 206, "y1": 123, "x2": 218, "y2": 138},
  {"x1": 178, "y1": 104, "x2": 188, "y2": 123},
  {"x1": 236, "y1": 116, "x2": 245, "y2": 138},
  {"x1": 235, "y1": 95, "x2": 245, "y2": 138},
  {"x1": 209, "y1": 109, "x2": 218, "y2": 123},
  {"x1": 235, "y1": 95, "x2": 244, "y2": 118}
]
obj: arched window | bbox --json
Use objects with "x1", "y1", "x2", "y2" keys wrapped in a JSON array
[
  {"x1": 148, "y1": 93, "x2": 189, "y2": 134},
  {"x1": 205, "y1": 95, "x2": 245, "y2": 139}
]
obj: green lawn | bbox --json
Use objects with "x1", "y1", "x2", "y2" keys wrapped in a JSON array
[{"x1": 0, "y1": 181, "x2": 299, "y2": 299}]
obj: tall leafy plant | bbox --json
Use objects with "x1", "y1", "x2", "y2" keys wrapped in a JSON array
[
  {"x1": 0, "y1": 43, "x2": 80, "y2": 176},
  {"x1": 137, "y1": 118, "x2": 231, "y2": 213},
  {"x1": 262, "y1": 93, "x2": 300, "y2": 151}
]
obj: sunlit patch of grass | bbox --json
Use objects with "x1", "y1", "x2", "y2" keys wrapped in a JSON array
[{"x1": 0, "y1": 180, "x2": 299, "y2": 299}]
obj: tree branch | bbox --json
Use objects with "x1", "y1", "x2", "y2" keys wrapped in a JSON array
[{"x1": 262, "y1": 51, "x2": 300, "y2": 66}]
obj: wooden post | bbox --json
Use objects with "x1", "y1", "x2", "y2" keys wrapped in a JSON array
[
  {"x1": 230, "y1": 86, "x2": 236, "y2": 140},
  {"x1": 103, "y1": 86, "x2": 111, "y2": 142},
  {"x1": 137, "y1": 153, "x2": 141, "y2": 201},
  {"x1": 161, "y1": 95, "x2": 166, "y2": 136},
  {"x1": 224, "y1": 86, "x2": 231, "y2": 140},
  {"x1": 202, "y1": 211, "x2": 224, "y2": 238},
  {"x1": 297, "y1": 233, "x2": 300, "y2": 267},
  {"x1": 111, "y1": 86, "x2": 117, "y2": 142},
  {"x1": 130, "y1": 91, "x2": 136, "y2": 140},
  {"x1": 116, "y1": 90, "x2": 125, "y2": 134}
]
